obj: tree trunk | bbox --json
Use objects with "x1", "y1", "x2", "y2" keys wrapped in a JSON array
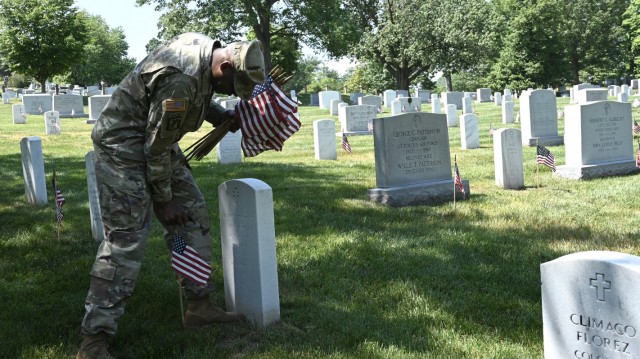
[
  {"x1": 444, "y1": 73, "x2": 453, "y2": 92},
  {"x1": 39, "y1": 79, "x2": 46, "y2": 93},
  {"x1": 396, "y1": 67, "x2": 410, "y2": 90}
]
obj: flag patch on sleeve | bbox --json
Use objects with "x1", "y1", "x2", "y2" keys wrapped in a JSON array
[{"x1": 163, "y1": 99, "x2": 188, "y2": 112}]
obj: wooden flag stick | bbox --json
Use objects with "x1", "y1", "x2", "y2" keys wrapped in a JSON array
[
  {"x1": 453, "y1": 154, "x2": 457, "y2": 210},
  {"x1": 177, "y1": 274, "x2": 185, "y2": 324}
]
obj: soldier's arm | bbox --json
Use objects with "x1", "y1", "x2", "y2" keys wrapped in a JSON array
[
  {"x1": 205, "y1": 99, "x2": 239, "y2": 132},
  {"x1": 144, "y1": 72, "x2": 194, "y2": 203}
]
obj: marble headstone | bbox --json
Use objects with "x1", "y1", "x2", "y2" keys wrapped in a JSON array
[
  {"x1": 88, "y1": 95, "x2": 111, "y2": 124},
  {"x1": 555, "y1": 101, "x2": 637, "y2": 179},
  {"x1": 12, "y1": 103, "x2": 27, "y2": 124},
  {"x1": 218, "y1": 178, "x2": 280, "y2": 327},
  {"x1": 542, "y1": 251, "x2": 640, "y2": 359},
  {"x1": 493, "y1": 128, "x2": 524, "y2": 189},
  {"x1": 441, "y1": 92, "x2": 464, "y2": 109},
  {"x1": 383, "y1": 90, "x2": 397, "y2": 108},
  {"x1": 339, "y1": 104, "x2": 376, "y2": 134},
  {"x1": 520, "y1": 89, "x2": 563, "y2": 146},
  {"x1": 313, "y1": 119, "x2": 337, "y2": 160},
  {"x1": 44, "y1": 111, "x2": 61, "y2": 135},
  {"x1": 446, "y1": 104, "x2": 458, "y2": 127},
  {"x1": 358, "y1": 95, "x2": 382, "y2": 113},
  {"x1": 53, "y1": 94, "x2": 85, "y2": 117},
  {"x1": 368, "y1": 112, "x2": 469, "y2": 206},
  {"x1": 20, "y1": 136, "x2": 47, "y2": 205},
  {"x1": 460, "y1": 113, "x2": 479, "y2": 149},
  {"x1": 319, "y1": 91, "x2": 340, "y2": 109},
  {"x1": 476, "y1": 88, "x2": 492, "y2": 102},
  {"x1": 23, "y1": 94, "x2": 52, "y2": 114}
]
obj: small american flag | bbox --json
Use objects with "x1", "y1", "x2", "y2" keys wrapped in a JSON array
[
  {"x1": 489, "y1": 123, "x2": 494, "y2": 136},
  {"x1": 454, "y1": 161, "x2": 465, "y2": 199},
  {"x1": 537, "y1": 145, "x2": 556, "y2": 172},
  {"x1": 633, "y1": 121, "x2": 640, "y2": 134},
  {"x1": 367, "y1": 119, "x2": 373, "y2": 132},
  {"x1": 341, "y1": 133, "x2": 352, "y2": 154},
  {"x1": 171, "y1": 233, "x2": 211, "y2": 287},
  {"x1": 51, "y1": 170, "x2": 65, "y2": 224},
  {"x1": 234, "y1": 76, "x2": 301, "y2": 157},
  {"x1": 636, "y1": 142, "x2": 640, "y2": 168}
]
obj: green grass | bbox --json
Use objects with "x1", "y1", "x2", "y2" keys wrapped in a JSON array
[{"x1": 0, "y1": 95, "x2": 639, "y2": 358}]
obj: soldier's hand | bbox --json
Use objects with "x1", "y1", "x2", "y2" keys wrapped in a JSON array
[
  {"x1": 153, "y1": 200, "x2": 189, "y2": 227},
  {"x1": 225, "y1": 110, "x2": 240, "y2": 133}
]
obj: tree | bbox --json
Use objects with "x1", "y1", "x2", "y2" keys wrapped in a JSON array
[
  {"x1": 488, "y1": 0, "x2": 568, "y2": 91},
  {"x1": 562, "y1": 0, "x2": 631, "y2": 84},
  {"x1": 58, "y1": 11, "x2": 137, "y2": 86},
  {"x1": 354, "y1": 0, "x2": 436, "y2": 90},
  {"x1": 136, "y1": 0, "x2": 364, "y2": 75},
  {"x1": 286, "y1": 55, "x2": 321, "y2": 93},
  {"x1": 0, "y1": 0, "x2": 87, "y2": 91},
  {"x1": 423, "y1": 0, "x2": 496, "y2": 91}
]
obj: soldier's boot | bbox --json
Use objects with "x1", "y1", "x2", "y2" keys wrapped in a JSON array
[
  {"x1": 183, "y1": 297, "x2": 246, "y2": 328},
  {"x1": 76, "y1": 332, "x2": 115, "y2": 359}
]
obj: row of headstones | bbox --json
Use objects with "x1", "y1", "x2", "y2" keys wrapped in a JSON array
[
  {"x1": 21, "y1": 136, "x2": 281, "y2": 328},
  {"x1": 10, "y1": 95, "x2": 112, "y2": 125},
  {"x1": 570, "y1": 83, "x2": 636, "y2": 104}
]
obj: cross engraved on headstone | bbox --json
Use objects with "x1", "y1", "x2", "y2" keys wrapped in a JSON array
[
  {"x1": 412, "y1": 114, "x2": 422, "y2": 128},
  {"x1": 604, "y1": 102, "x2": 611, "y2": 115},
  {"x1": 589, "y1": 273, "x2": 611, "y2": 302}
]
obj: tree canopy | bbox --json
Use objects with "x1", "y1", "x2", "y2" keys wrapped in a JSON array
[{"x1": 0, "y1": 0, "x2": 87, "y2": 91}]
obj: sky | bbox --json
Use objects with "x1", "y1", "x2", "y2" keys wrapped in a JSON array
[{"x1": 73, "y1": 0, "x2": 354, "y2": 74}]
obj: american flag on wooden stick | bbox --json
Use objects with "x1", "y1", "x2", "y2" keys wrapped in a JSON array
[
  {"x1": 235, "y1": 74, "x2": 301, "y2": 157},
  {"x1": 171, "y1": 233, "x2": 211, "y2": 287},
  {"x1": 51, "y1": 169, "x2": 65, "y2": 224},
  {"x1": 536, "y1": 145, "x2": 556, "y2": 172},
  {"x1": 454, "y1": 159, "x2": 465, "y2": 199},
  {"x1": 633, "y1": 120, "x2": 640, "y2": 134}
]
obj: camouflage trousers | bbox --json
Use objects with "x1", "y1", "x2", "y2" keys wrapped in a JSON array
[{"x1": 81, "y1": 145, "x2": 213, "y2": 335}]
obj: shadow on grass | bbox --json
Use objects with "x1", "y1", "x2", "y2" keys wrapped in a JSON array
[{"x1": 0, "y1": 153, "x2": 594, "y2": 358}]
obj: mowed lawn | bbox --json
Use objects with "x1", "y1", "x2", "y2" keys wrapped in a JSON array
[{"x1": 0, "y1": 94, "x2": 639, "y2": 358}]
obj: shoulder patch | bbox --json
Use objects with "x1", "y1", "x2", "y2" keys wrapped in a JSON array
[{"x1": 163, "y1": 99, "x2": 188, "y2": 112}]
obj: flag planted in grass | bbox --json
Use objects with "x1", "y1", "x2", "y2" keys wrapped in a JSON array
[
  {"x1": 341, "y1": 133, "x2": 352, "y2": 154},
  {"x1": 536, "y1": 144, "x2": 556, "y2": 172},
  {"x1": 454, "y1": 159, "x2": 465, "y2": 199},
  {"x1": 51, "y1": 169, "x2": 65, "y2": 224},
  {"x1": 171, "y1": 233, "x2": 211, "y2": 287},
  {"x1": 636, "y1": 142, "x2": 640, "y2": 168}
]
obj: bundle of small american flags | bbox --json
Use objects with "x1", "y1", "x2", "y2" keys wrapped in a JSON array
[{"x1": 235, "y1": 75, "x2": 301, "y2": 157}]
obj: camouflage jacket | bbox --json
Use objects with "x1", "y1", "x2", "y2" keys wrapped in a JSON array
[{"x1": 92, "y1": 33, "x2": 227, "y2": 203}]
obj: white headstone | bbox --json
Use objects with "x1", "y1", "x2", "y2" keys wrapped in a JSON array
[
  {"x1": 52, "y1": 94, "x2": 85, "y2": 117},
  {"x1": 20, "y1": 136, "x2": 47, "y2": 205},
  {"x1": 22, "y1": 94, "x2": 53, "y2": 114},
  {"x1": 358, "y1": 95, "x2": 383, "y2": 113},
  {"x1": 391, "y1": 99, "x2": 402, "y2": 116},
  {"x1": 416, "y1": 90, "x2": 430, "y2": 102},
  {"x1": 2, "y1": 92, "x2": 8, "y2": 104},
  {"x1": 313, "y1": 119, "x2": 337, "y2": 160},
  {"x1": 12, "y1": 104, "x2": 27, "y2": 124},
  {"x1": 85, "y1": 151, "x2": 105, "y2": 243},
  {"x1": 520, "y1": 89, "x2": 563, "y2": 146},
  {"x1": 44, "y1": 111, "x2": 61, "y2": 135},
  {"x1": 618, "y1": 92, "x2": 629, "y2": 103},
  {"x1": 494, "y1": 92, "x2": 502, "y2": 106},
  {"x1": 441, "y1": 92, "x2": 464, "y2": 109},
  {"x1": 631, "y1": 79, "x2": 639, "y2": 90},
  {"x1": 395, "y1": 90, "x2": 409, "y2": 98},
  {"x1": 503, "y1": 94, "x2": 513, "y2": 103},
  {"x1": 555, "y1": 101, "x2": 637, "y2": 179},
  {"x1": 542, "y1": 251, "x2": 640, "y2": 359},
  {"x1": 396, "y1": 97, "x2": 421, "y2": 113},
  {"x1": 218, "y1": 178, "x2": 280, "y2": 328},
  {"x1": 319, "y1": 91, "x2": 341, "y2": 109},
  {"x1": 330, "y1": 99, "x2": 343, "y2": 116},
  {"x1": 431, "y1": 94, "x2": 441, "y2": 114},
  {"x1": 383, "y1": 90, "x2": 397, "y2": 108},
  {"x1": 446, "y1": 104, "x2": 458, "y2": 127},
  {"x1": 217, "y1": 131, "x2": 243, "y2": 164},
  {"x1": 502, "y1": 101, "x2": 514, "y2": 124},
  {"x1": 476, "y1": 88, "x2": 492, "y2": 102},
  {"x1": 576, "y1": 89, "x2": 608, "y2": 104},
  {"x1": 88, "y1": 95, "x2": 111, "y2": 123},
  {"x1": 462, "y1": 96, "x2": 472, "y2": 114},
  {"x1": 460, "y1": 113, "x2": 479, "y2": 149},
  {"x1": 493, "y1": 128, "x2": 524, "y2": 189},
  {"x1": 339, "y1": 105, "x2": 376, "y2": 133},
  {"x1": 368, "y1": 112, "x2": 469, "y2": 206}
]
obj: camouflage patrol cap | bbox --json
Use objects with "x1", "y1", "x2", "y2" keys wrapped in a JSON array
[{"x1": 233, "y1": 40, "x2": 266, "y2": 100}]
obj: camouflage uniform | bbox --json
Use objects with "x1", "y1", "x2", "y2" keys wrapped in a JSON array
[{"x1": 82, "y1": 33, "x2": 229, "y2": 336}]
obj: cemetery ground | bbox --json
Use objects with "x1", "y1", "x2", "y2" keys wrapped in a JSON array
[{"x1": 0, "y1": 96, "x2": 639, "y2": 359}]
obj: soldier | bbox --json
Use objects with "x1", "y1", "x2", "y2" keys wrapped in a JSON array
[{"x1": 76, "y1": 33, "x2": 265, "y2": 359}]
